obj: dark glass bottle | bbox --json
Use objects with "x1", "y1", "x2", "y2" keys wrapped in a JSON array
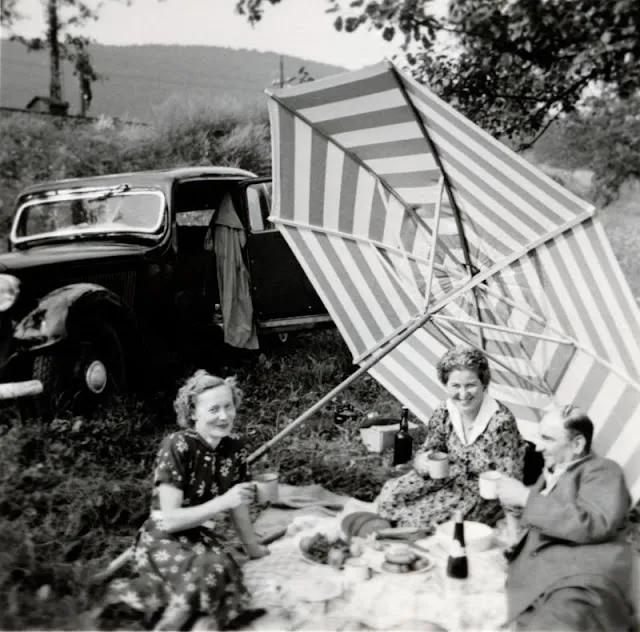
[
  {"x1": 392, "y1": 407, "x2": 413, "y2": 465},
  {"x1": 446, "y1": 511, "x2": 469, "y2": 579}
]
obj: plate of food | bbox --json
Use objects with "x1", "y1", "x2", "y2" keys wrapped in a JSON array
[
  {"x1": 373, "y1": 543, "x2": 434, "y2": 575},
  {"x1": 299, "y1": 532, "x2": 352, "y2": 568}
]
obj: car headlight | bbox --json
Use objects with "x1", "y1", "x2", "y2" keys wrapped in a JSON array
[{"x1": 0, "y1": 274, "x2": 20, "y2": 311}]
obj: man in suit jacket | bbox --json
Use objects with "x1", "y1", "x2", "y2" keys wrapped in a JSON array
[{"x1": 496, "y1": 405, "x2": 635, "y2": 631}]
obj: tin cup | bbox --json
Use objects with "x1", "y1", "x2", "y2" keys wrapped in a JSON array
[
  {"x1": 343, "y1": 557, "x2": 371, "y2": 584},
  {"x1": 427, "y1": 451, "x2": 450, "y2": 479},
  {"x1": 479, "y1": 470, "x2": 502, "y2": 500},
  {"x1": 254, "y1": 472, "x2": 279, "y2": 505}
]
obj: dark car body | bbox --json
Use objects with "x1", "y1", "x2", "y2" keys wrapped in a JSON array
[{"x1": 0, "y1": 166, "x2": 331, "y2": 410}]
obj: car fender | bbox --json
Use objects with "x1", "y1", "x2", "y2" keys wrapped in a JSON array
[{"x1": 14, "y1": 282, "x2": 139, "y2": 353}]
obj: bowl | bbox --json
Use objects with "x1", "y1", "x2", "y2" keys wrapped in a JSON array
[{"x1": 434, "y1": 520, "x2": 494, "y2": 552}]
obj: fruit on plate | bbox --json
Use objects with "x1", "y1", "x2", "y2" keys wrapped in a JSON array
[
  {"x1": 381, "y1": 561, "x2": 412, "y2": 573},
  {"x1": 349, "y1": 539, "x2": 365, "y2": 557},
  {"x1": 328, "y1": 546, "x2": 348, "y2": 569},
  {"x1": 385, "y1": 546, "x2": 417, "y2": 566},
  {"x1": 382, "y1": 545, "x2": 420, "y2": 574},
  {"x1": 301, "y1": 532, "x2": 350, "y2": 567},
  {"x1": 412, "y1": 557, "x2": 431, "y2": 571}
]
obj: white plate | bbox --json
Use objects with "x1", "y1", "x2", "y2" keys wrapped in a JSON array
[
  {"x1": 434, "y1": 520, "x2": 494, "y2": 552},
  {"x1": 286, "y1": 576, "x2": 344, "y2": 603}
]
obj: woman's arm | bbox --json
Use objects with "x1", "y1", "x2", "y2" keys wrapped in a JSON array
[
  {"x1": 416, "y1": 403, "x2": 449, "y2": 456},
  {"x1": 157, "y1": 481, "x2": 255, "y2": 533},
  {"x1": 230, "y1": 505, "x2": 269, "y2": 558},
  {"x1": 157, "y1": 484, "x2": 230, "y2": 533}
]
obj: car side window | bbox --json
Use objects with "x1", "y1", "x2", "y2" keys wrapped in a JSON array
[
  {"x1": 176, "y1": 209, "x2": 215, "y2": 227},
  {"x1": 246, "y1": 183, "x2": 274, "y2": 232}
]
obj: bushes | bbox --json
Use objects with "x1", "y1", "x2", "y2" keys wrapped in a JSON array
[
  {"x1": 0, "y1": 93, "x2": 272, "y2": 232},
  {"x1": 0, "y1": 330, "x2": 408, "y2": 629},
  {"x1": 532, "y1": 95, "x2": 640, "y2": 205}
]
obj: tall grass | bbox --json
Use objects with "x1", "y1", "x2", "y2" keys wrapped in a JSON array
[
  {"x1": 0, "y1": 94, "x2": 272, "y2": 231},
  {"x1": 0, "y1": 331, "x2": 406, "y2": 629}
]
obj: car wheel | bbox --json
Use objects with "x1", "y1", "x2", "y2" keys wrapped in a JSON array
[{"x1": 33, "y1": 321, "x2": 127, "y2": 416}]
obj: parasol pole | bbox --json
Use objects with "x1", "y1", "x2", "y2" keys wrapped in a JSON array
[{"x1": 248, "y1": 305, "x2": 437, "y2": 463}]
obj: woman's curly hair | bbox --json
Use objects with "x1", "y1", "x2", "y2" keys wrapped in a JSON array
[
  {"x1": 436, "y1": 346, "x2": 491, "y2": 387},
  {"x1": 173, "y1": 369, "x2": 243, "y2": 428}
]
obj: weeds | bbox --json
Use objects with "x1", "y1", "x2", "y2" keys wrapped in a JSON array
[{"x1": 0, "y1": 330, "x2": 407, "y2": 629}]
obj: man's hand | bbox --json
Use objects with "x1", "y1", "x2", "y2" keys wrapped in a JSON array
[{"x1": 497, "y1": 475, "x2": 530, "y2": 508}]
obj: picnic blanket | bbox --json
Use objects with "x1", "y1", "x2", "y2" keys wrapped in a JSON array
[{"x1": 241, "y1": 491, "x2": 509, "y2": 631}]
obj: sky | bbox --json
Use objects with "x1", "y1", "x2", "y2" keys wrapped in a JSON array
[{"x1": 4, "y1": 0, "x2": 448, "y2": 69}]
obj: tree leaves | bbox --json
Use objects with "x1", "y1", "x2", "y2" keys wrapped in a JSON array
[{"x1": 235, "y1": 0, "x2": 640, "y2": 150}]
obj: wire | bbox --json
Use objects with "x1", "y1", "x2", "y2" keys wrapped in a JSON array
[{"x1": 2, "y1": 56, "x2": 275, "y2": 92}]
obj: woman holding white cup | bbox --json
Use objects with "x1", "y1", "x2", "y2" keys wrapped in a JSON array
[{"x1": 376, "y1": 346, "x2": 528, "y2": 530}]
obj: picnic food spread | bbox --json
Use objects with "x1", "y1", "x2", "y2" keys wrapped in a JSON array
[
  {"x1": 381, "y1": 545, "x2": 431, "y2": 574},
  {"x1": 300, "y1": 533, "x2": 350, "y2": 568}
]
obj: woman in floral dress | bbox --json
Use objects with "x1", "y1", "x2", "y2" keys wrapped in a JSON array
[
  {"x1": 101, "y1": 370, "x2": 269, "y2": 631},
  {"x1": 376, "y1": 346, "x2": 528, "y2": 530}
]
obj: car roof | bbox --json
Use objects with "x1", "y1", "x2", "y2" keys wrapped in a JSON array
[{"x1": 18, "y1": 166, "x2": 259, "y2": 198}]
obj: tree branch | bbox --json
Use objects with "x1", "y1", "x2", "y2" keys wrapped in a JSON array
[{"x1": 516, "y1": 110, "x2": 563, "y2": 151}]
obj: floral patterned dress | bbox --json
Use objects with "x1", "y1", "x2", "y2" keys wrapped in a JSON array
[
  {"x1": 103, "y1": 429, "x2": 253, "y2": 628},
  {"x1": 377, "y1": 398, "x2": 527, "y2": 530}
]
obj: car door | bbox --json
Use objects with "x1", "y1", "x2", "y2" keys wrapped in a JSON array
[{"x1": 238, "y1": 178, "x2": 327, "y2": 321}]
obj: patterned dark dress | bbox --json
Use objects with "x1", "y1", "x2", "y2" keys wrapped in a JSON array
[
  {"x1": 103, "y1": 429, "x2": 253, "y2": 627},
  {"x1": 377, "y1": 398, "x2": 527, "y2": 530}
]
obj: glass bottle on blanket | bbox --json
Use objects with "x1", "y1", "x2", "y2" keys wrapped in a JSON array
[
  {"x1": 392, "y1": 407, "x2": 413, "y2": 466},
  {"x1": 446, "y1": 511, "x2": 469, "y2": 580}
]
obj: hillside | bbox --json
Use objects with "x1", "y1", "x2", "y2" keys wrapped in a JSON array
[{"x1": 0, "y1": 39, "x2": 345, "y2": 121}]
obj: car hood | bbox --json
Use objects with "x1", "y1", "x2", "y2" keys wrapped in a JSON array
[{"x1": 0, "y1": 242, "x2": 153, "y2": 272}]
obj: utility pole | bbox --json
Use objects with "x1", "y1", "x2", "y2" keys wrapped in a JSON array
[
  {"x1": 279, "y1": 54, "x2": 284, "y2": 88},
  {"x1": 47, "y1": 0, "x2": 64, "y2": 112}
]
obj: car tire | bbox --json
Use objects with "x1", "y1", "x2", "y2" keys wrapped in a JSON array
[{"x1": 33, "y1": 320, "x2": 127, "y2": 417}]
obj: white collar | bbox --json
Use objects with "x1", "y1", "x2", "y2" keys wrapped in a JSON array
[
  {"x1": 446, "y1": 394, "x2": 499, "y2": 446},
  {"x1": 541, "y1": 454, "x2": 590, "y2": 495}
]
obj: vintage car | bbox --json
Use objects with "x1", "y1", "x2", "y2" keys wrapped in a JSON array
[{"x1": 0, "y1": 166, "x2": 331, "y2": 412}]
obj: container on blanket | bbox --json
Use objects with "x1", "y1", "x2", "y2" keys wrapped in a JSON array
[
  {"x1": 340, "y1": 511, "x2": 391, "y2": 542},
  {"x1": 359, "y1": 420, "x2": 419, "y2": 453}
]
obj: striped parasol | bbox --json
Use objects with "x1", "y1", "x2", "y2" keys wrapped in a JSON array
[{"x1": 264, "y1": 61, "x2": 640, "y2": 501}]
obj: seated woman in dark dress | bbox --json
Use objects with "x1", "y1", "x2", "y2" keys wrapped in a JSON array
[{"x1": 100, "y1": 370, "x2": 268, "y2": 631}]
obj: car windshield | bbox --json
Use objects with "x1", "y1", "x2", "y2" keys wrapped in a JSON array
[{"x1": 12, "y1": 188, "x2": 165, "y2": 243}]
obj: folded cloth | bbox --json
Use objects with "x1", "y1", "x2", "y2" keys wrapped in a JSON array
[
  {"x1": 253, "y1": 484, "x2": 352, "y2": 540},
  {"x1": 272, "y1": 484, "x2": 351, "y2": 510}
]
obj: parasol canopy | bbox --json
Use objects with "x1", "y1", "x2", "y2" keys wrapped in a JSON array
[{"x1": 266, "y1": 61, "x2": 640, "y2": 501}]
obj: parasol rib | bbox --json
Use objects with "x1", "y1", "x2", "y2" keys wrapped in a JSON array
[
  {"x1": 423, "y1": 176, "x2": 445, "y2": 309},
  {"x1": 475, "y1": 282, "x2": 640, "y2": 390},
  {"x1": 271, "y1": 216, "x2": 460, "y2": 275},
  {"x1": 267, "y1": 92, "x2": 462, "y2": 267},
  {"x1": 477, "y1": 282, "x2": 574, "y2": 343},
  {"x1": 433, "y1": 320, "x2": 556, "y2": 397},
  {"x1": 386, "y1": 60, "x2": 485, "y2": 350},
  {"x1": 432, "y1": 314, "x2": 573, "y2": 346}
]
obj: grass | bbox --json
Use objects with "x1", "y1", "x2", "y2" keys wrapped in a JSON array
[
  {"x1": 0, "y1": 330, "x2": 418, "y2": 630},
  {"x1": 1, "y1": 103, "x2": 640, "y2": 630}
]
